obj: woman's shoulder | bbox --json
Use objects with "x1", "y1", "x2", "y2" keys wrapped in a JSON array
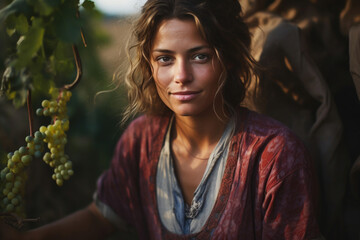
[
  {"x1": 112, "y1": 114, "x2": 171, "y2": 161},
  {"x1": 236, "y1": 107, "x2": 299, "y2": 141},
  {"x1": 124, "y1": 114, "x2": 171, "y2": 136},
  {"x1": 235, "y1": 107, "x2": 312, "y2": 174},
  {"x1": 116, "y1": 114, "x2": 171, "y2": 150}
]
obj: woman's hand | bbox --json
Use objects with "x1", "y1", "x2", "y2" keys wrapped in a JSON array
[
  {"x1": 0, "y1": 203, "x2": 116, "y2": 240},
  {"x1": 0, "y1": 220, "x2": 24, "y2": 240}
]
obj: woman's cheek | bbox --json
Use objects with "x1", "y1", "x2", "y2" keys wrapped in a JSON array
[
  {"x1": 154, "y1": 78, "x2": 170, "y2": 106},
  {"x1": 156, "y1": 67, "x2": 172, "y2": 86}
]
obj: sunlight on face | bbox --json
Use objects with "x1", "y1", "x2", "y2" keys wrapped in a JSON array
[{"x1": 150, "y1": 18, "x2": 223, "y2": 118}]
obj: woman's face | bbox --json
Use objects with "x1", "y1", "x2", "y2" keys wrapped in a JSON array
[{"x1": 150, "y1": 18, "x2": 223, "y2": 118}]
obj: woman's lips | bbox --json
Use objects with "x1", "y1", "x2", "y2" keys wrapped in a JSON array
[{"x1": 171, "y1": 91, "x2": 200, "y2": 101}]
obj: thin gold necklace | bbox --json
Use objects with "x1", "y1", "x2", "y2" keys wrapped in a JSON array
[{"x1": 175, "y1": 135, "x2": 212, "y2": 160}]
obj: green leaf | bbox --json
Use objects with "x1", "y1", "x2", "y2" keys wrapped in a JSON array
[
  {"x1": 15, "y1": 14, "x2": 29, "y2": 35},
  {"x1": 15, "y1": 19, "x2": 45, "y2": 68},
  {"x1": 49, "y1": 41, "x2": 72, "y2": 75},
  {"x1": 53, "y1": 41, "x2": 72, "y2": 60},
  {"x1": 0, "y1": 0, "x2": 31, "y2": 23},
  {"x1": 2, "y1": 66, "x2": 32, "y2": 108},
  {"x1": 82, "y1": 0, "x2": 95, "y2": 10},
  {"x1": 28, "y1": 56, "x2": 51, "y2": 94},
  {"x1": 54, "y1": 7, "x2": 81, "y2": 43},
  {"x1": 7, "y1": 90, "x2": 17, "y2": 100},
  {"x1": 5, "y1": 13, "x2": 28, "y2": 35},
  {"x1": 0, "y1": 64, "x2": 15, "y2": 96},
  {"x1": 12, "y1": 89, "x2": 27, "y2": 108},
  {"x1": 32, "y1": 72, "x2": 51, "y2": 94},
  {"x1": 28, "y1": 54, "x2": 44, "y2": 73},
  {"x1": 5, "y1": 14, "x2": 17, "y2": 29},
  {"x1": 6, "y1": 28, "x2": 16, "y2": 36},
  {"x1": 26, "y1": 0, "x2": 61, "y2": 16}
]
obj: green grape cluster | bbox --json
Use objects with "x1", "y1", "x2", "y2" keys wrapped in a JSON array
[
  {"x1": 36, "y1": 90, "x2": 74, "y2": 186},
  {"x1": 1, "y1": 164, "x2": 26, "y2": 216},
  {"x1": 0, "y1": 132, "x2": 44, "y2": 216},
  {"x1": 0, "y1": 88, "x2": 74, "y2": 216}
]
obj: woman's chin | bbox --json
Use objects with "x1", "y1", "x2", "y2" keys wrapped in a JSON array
[{"x1": 172, "y1": 108, "x2": 212, "y2": 118}]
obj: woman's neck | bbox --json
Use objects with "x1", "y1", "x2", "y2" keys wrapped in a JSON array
[{"x1": 172, "y1": 112, "x2": 229, "y2": 159}]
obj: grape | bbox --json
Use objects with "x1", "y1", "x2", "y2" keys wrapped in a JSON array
[
  {"x1": 5, "y1": 183, "x2": 12, "y2": 190},
  {"x1": 6, "y1": 172, "x2": 14, "y2": 181},
  {"x1": 21, "y1": 155, "x2": 32, "y2": 166},
  {"x1": 39, "y1": 126, "x2": 47, "y2": 133},
  {"x1": 11, "y1": 198, "x2": 19, "y2": 206},
  {"x1": 41, "y1": 100, "x2": 49, "y2": 108},
  {"x1": 65, "y1": 161, "x2": 72, "y2": 169},
  {"x1": 3, "y1": 189, "x2": 9, "y2": 196},
  {"x1": 19, "y1": 147, "x2": 27, "y2": 155},
  {"x1": 11, "y1": 154, "x2": 20, "y2": 163},
  {"x1": 7, "y1": 192, "x2": 15, "y2": 200},
  {"x1": 12, "y1": 152, "x2": 20, "y2": 162},
  {"x1": 36, "y1": 108, "x2": 43, "y2": 116},
  {"x1": 5, "y1": 204, "x2": 14, "y2": 212},
  {"x1": 43, "y1": 109, "x2": 50, "y2": 116},
  {"x1": 34, "y1": 151, "x2": 42, "y2": 158},
  {"x1": 56, "y1": 179, "x2": 63, "y2": 186},
  {"x1": 14, "y1": 181, "x2": 21, "y2": 189},
  {"x1": 25, "y1": 136, "x2": 33, "y2": 143},
  {"x1": 34, "y1": 131, "x2": 43, "y2": 139},
  {"x1": 43, "y1": 152, "x2": 51, "y2": 163},
  {"x1": 3, "y1": 197, "x2": 9, "y2": 205},
  {"x1": 7, "y1": 152, "x2": 13, "y2": 159}
]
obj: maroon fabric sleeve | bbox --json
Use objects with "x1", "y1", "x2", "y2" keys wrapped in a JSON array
[
  {"x1": 96, "y1": 116, "x2": 148, "y2": 237},
  {"x1": 260, "y1": 131, "x2": 320, "y2": 240}
]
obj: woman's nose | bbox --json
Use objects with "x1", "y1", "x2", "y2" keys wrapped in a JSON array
[{"x1": 174, "y1": 60, "x2": 192, "y2": 84}]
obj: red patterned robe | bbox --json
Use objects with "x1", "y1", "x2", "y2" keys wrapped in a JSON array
[{"x1": 96, "y1": 107, "x2": 321, "y2": 239}]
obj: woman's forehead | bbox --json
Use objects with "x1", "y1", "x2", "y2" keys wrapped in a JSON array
[{"x1": 152, "y1": 18, "x2": 208, "y2": 50}]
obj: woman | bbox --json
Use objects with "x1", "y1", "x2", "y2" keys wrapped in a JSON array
[{"x1": 1, "y1": 0, "x2": 322, "y2": 239}]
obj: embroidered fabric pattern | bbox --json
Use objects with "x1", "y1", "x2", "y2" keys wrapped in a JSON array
[{"x1": 185, "y1": 201, "x2": 202, "y2": 219}]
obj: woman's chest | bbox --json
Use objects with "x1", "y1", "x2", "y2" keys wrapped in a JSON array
[{"x1": 172, "y1": 156, "x2": 209, "y2": 205}]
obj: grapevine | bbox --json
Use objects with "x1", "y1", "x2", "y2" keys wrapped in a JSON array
[
  {"x1": 0, "y1": 87, "x2": 74, "y2": 218},
  {"x1": 0, "y1": 0, "x2": 93, "y2": 224}
]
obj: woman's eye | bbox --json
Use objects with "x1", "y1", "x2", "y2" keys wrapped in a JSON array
[
  {"x1": 193, "y1": 54, "x2": 209, "y2": 61},
  {"x1": 157, "y1": 56, "x2": 172, "y2": 64}
]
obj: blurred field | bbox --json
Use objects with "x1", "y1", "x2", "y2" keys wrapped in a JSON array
[{"x1": 98, "y1": 17, "x2": 133, "y2": 79}]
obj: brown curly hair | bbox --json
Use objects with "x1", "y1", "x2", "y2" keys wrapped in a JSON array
[{"x1": 122, "y1": 0, "x2": 259, "y2": 122}]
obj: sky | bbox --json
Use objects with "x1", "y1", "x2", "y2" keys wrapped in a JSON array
[{"x1": 92, "y1": 0, "x2": 147, "y2": 16}]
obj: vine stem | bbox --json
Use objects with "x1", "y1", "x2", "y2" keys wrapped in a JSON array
[
  {"x1": 63, "y1": 45, "x2": 82, "y2": 90},
  {"x1": 0, "y1": 213, "x2": 40, "y2": 230},
  {"x1": 80, "y1": 29, "x2": 87, "y2": 47},
  {"x1": 62, "y1": 9, "x2": 86, "y2": 91},
  {"x1": 26, "y1": 89, "x2": 34, "y2": 137}
]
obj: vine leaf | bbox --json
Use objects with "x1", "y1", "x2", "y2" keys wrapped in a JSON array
[
  {"x1": 1, "y1": 63, "x2": 31, "y2": 108},
  {"x1": 14, "y1": 18, "x2": 45, "y2": 69},
  {"x1": 54, "y1": 6, "x2": 81, "y2": 43},
  {"x1": 6, "y1": 14, "x2": 29, "y2": 36},
  {"x1": 26, "y1": 0, "x2": 61, "y2": 16},
  {"x1": 0, "y1": 0, "x2": 30, "y2": 23},
  {"x1": 82, "y1": 0, "x2": 95, "y2": 10},
  {"x1": 1, "y1": 0, "x2": 87, "y2": 109}
]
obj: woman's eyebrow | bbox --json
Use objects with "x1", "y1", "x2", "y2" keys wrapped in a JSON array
[{"x1": 152, "y1": 45, "x2": 211, "y2": 54}]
